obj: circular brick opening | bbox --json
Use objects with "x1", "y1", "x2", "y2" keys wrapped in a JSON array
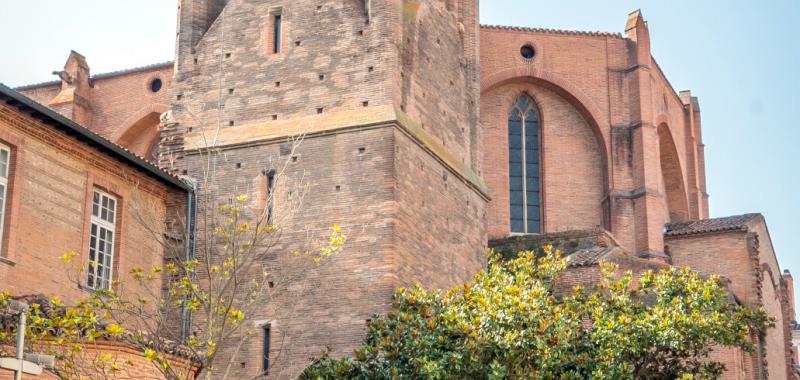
[
  {"x1": 520, "y1": 44, "x2": 536, "y2": 60},
  {"x1": 150, "y1": 78, "x2": 163, "y2": 93}
]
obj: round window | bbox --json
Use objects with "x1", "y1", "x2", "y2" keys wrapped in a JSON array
[
  {"x1": 150, "y1": 78, "x2": 163, "y2": 93},
  {"x1": 520, "y1": 44, "x2": 536, "y2": 60}
]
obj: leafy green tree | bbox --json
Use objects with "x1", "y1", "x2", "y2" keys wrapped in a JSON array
[{"x1": 302, "y1": 246, "x2": 772, "y2": 380}]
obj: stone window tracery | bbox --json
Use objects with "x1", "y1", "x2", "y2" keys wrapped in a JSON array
[{"x1": 508, "y1": 94, "x2": 541, "y2": 234}]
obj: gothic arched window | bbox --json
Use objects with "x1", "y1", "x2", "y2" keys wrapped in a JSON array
[{"x1": 508, "y1": 94, "x2": 541, "y2": 234}]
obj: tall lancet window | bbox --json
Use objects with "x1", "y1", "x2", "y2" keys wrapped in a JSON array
[{"x1": 508, "y1": 94, "x2": 541, "y2": 234}]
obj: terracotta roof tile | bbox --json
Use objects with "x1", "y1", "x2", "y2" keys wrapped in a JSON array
[
  {"x1": 1, "y1": 295, "x2": 199, "y2": 361},
  {"x1": 565, "y1": 245, "x2": 618, "y2": 267},
  {"x1": 91, "y1": 61, "x2": 173, "y2": 81},
  {"x1": 664, "y1": 214, "x2": 762, "y2": 237},
  {"x1": 14, "y1": 61, "x2": 174, "y2": 91},
  {"x1": 480, "y1": 24, "x2": 623, "y2": 39},
  {"x1": 0, "y1": 83, "x2": 188, "y2": 191}
]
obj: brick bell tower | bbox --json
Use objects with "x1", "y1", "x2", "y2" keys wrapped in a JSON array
[{"x1": 162, "y1": 0, "x2": 487, "y2": 377}]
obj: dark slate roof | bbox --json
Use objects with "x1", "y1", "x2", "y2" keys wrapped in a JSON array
[
  {"x1": 0, "y1": 83, "x2": 188, "y2": 191},
  {"x1": 481, "y1": 24, "x2": 623, "y2": 39},
  {"x1": 664, "y1": 214, "x2": 762, "y2": 237},
  {"x1": 13, "y1": 61, "x2": 174, "y2": 91}
]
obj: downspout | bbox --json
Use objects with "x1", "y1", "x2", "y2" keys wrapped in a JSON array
[
  {"x1": 180, "y1": 176, "x2": 198, "y2": 342},
  {"x1": 10, "y1": 300, "x2": 29, "y2": 380}
]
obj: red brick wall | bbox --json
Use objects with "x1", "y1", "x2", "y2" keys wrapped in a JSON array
[
  {"x1": 479, "y1": 12, "x2": 709, "y2": 256},
  {"x1": 165, "y1": 1, "x2": 487, "y2": 377},
  {"x1": 0, "y1": 341, "x2": 197, "y2": 380},
  {"x1": 750, "y1": 221, "x2": 794, "y2": 379},
  {"x1": 0, "y1": 101, "x2": 183, "y2": 308},
  {"x1": 393, "y1": 128, "x2": 488, "y2": 290},
  {"x1": 666, "y1": 220, "x2": 796, "y2": 379},
  {"x1": 481, "y1": 82, "x2": 606, "y2": 239},
  {"x1": 89, "y1": 67, "x2": 172, "y2": 143},
  {"x1": 18, "y1": 64, "x2": 172, "y2": 158},
  {"x1": 15, "y1": 84, "x2": 60, "y2": 108},
  {"x1": 667, "y1": 232, "x2": 758, "y2": 305},
  {"x1": 398, "y1": 0, "x2": 481, "y2": 170}
]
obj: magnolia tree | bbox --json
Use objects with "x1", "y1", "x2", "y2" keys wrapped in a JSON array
[
  {"x1": 302, "y1": 246, "x2": 773, "y2": 380},
  {"x1": 1, "y1": 136, "x2": 347, "y2": 380}
]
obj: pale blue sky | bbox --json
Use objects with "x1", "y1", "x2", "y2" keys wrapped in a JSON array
[{"x1": 1, "y1": 1, "x2": 798, "y2": 308}]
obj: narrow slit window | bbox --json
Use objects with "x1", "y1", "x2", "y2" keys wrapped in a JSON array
[
  {"x1": 267, "y1": 171, "x2": 276, "y2": 224},
  {"x1": 273, "y1": 14, "x2": 282, "y2": 54},
  {"x1": 508, "y1": 94, "x2": 541, "y2": 234},
  {"x1": 87, "y1": 189, "x2": 118, "y2": 290},
  {"x1": 0, "y1": 145, "x2": 10, "y2": 254},
  {"x1": 263, "y1": 324, "x2": 271, "y2": 372}
]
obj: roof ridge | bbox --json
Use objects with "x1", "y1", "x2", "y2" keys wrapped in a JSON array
[
  {"x1": 14, "y1": 80, "x2": 61, "y2": 91},
  {"x1": 13, "y1": 61, "x2": 174, "y2": 91},
  {"x1": 665, "y1": 213, "x2": 763, "y2": 237},
  {"x1": 91, "y1": 61, "x2": 174, "y2": 81},
  {"x1": 480, "y1": 24, "x2": 624, "y2": 39}
]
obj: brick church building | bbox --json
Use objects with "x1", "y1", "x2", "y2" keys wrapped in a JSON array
[{"x1": 2, "y1": 1, "x2": 797, "y2": 379}]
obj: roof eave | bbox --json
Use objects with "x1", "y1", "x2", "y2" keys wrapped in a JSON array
[{"x1": 0, "y1": 83, "x2": 189, "y2": 192}]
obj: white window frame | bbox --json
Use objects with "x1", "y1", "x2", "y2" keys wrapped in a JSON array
[
  {"x1": 87, "y1": 189, "x2": 118, "y2": 290},
  {"x1": 0, "y1": 144, "x2": 10, "y2": 254}
]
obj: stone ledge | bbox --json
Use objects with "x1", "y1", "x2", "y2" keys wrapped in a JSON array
[{"x1": 182, "y1": 105, "x2": 490, "y2": 199}]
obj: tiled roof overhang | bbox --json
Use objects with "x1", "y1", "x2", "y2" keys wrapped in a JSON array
[{"x1": 0, "y1": 83, "x2": 188, "y2": 191}]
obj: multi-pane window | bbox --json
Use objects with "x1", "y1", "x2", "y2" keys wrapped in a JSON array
[
  {"x1": 87, "y1": 190, "x2": 117, "y2": 290},
  {"x1": 508, "y1": 94, "x2": 541, "y2": 234},
  {"x1": 0, "y1": 145, "x2": 9, "y2": 252}
]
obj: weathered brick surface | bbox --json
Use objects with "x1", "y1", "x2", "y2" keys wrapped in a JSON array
[
  {"x1": 8, "y1": 4, "x2": 798, "y2": 379},
  {"x1": 481, "y1": 82, "x2": 606, "y2": 238},
  {"x1": 479, "y1": 11, "x2": 708, "y2": 256},
  {"x1": 18, "y1": 59, "x2": 172, "y2": 158},
  {"x1": 0, "y1": 341, "x2": 197, "y2": 380},
  {"x1": 0, "y1": 101, "x2": 182, "y2": 309},
  {"x1": 164, "y1": 1, "x2": 486, "y2": 377},
  {"x1": 0, "y1": 96, "x2": 192, "y2": 379},
  {"x1": 666, "y1": 216, "x2": 796, "y2": 379},
  {"x1": 393, "y1": 128, "x2": 488, "y2": 290}
]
